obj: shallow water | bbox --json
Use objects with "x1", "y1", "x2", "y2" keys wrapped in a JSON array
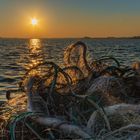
[{"x1": 0, "y1": 38, "x2": 140, "y2": 100}]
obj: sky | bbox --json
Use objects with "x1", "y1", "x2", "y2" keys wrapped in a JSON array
[{"x1": 0, "y1": 0, "x2": 140, "y2": 38}]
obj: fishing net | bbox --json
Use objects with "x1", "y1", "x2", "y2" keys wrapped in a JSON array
[{"x1": 0, "y1": 41, "x2": 140, "y2": 139}]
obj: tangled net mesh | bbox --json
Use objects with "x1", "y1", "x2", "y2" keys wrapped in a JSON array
[{"x1": 0, "y1": 41, "x2": 140, "y2": 139}]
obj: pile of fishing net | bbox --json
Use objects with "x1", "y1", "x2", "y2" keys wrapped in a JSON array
[{"x1": 0, "y1": 41, "x2": 140, "y2": 139}]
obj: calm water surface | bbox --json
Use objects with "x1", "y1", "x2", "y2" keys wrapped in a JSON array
[{"x1": 0, "y1": 38, "x2": 140, "y2": 100}]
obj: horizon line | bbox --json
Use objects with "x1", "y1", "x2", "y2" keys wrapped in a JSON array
[{"x1": 0, "y1": 35, "x2": 140, "y2": 39}]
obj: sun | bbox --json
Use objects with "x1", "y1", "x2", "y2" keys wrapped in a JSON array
[{"x1": 31, "y1": 18, "x2": 38, "y2": 26}]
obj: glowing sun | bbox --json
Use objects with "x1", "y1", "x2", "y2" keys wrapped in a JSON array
[{"x1": 31, "y1": 18, "x2": 38, "y2": 26}]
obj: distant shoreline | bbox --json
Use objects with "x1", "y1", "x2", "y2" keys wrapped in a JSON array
[{"x1": 0, "y1": 36, "x2": 140, "y2": 39}]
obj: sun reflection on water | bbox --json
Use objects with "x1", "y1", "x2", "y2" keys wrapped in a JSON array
[
  {"x1": 29, "y1": 39, "x2": 41, "y2": 52},
  {"x1": 28, "y1": 39, "x2": 43, "y2": 67},
  {"x1": 27, "y1": 39, "x2": 45, "y2": 76}
]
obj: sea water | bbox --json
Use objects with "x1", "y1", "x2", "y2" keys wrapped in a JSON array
[{"x1": 0, "y1": 38, "x2": 140, "y2": 100}]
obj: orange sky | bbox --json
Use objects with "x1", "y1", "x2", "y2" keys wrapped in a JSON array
[{"x1": 0, "y1": 0, "x2": 140, "y2": 38}]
